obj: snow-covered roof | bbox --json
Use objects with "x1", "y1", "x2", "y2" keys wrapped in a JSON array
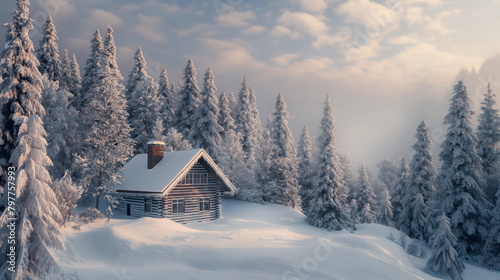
[
  {"x1": 115, "y1": 149, "x2": 235, "y2": 196},
  {"x1": 147, "y1": 141, "x2": 165, "y2": 145}
]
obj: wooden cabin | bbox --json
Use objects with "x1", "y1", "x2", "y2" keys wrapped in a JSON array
[{"x1": 115, "y1": 141, "x2": 236, "y2": 223}]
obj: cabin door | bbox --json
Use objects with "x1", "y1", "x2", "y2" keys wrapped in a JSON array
[{"x1": 126, "y1": 204, "x2": 131, "y2": 216}]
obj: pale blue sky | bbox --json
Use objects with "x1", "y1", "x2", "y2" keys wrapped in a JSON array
[{"x1": 1, "y1": 0, "x2": 499, "y2": 169}]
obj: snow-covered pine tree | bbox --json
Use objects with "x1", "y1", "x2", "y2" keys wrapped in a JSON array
[
  {"x1": 298, "y1": 126, "x2": 315, "y2": 215},
  {"x1": 355, "y1": 164, "x2": 376, "y2": 218},
  {"x1": 78, "y1": 30, "x2": 103, "y2": 110},
  {"x1": 126, "y1": 47, "x2": 163, "y2": 153},
  {"x1": 477, "y1": 84, "x2": 500, "y2": 204},
  {"x1": 52, "y1": 171, "x2": 82, "y2": 226},
  {"x1": 175, "y1": 58, "x2": 201, "y2": 141},
  {"x1": 307, "y1": 96, "x2": 354, "y2": 231},
  {"x1": 378, "y1": 189, "x2": 395, "y2": 227},
  {"x1": 376, "y1": 159, "x2": 398, "y2": 191},
  {"x1": 218, "y1": 129, "x2": 260, "y2": 202},
  {"x1": 256, "y1": 116, "x2": 274, "y2": 202},
  {"x1": 68, "y1": 53, "x2": 82, "y2": 103},
  {"x1": 0, "y1": 2, "x2": 64, "y2": 278},
  {"x1": 477, "y1": 83, "x2": 500, "y2": 176},
  {"x1": 158, "y1": 68, "x2": 176, "y2": 130},
  {"x1": 483, "y1": 185, "x2": 500, "y2": 270},
  {"x1": 36, "y1": 15, "x2": 61, "y2": 82},
  {"x1": 393, "y1": 157, "x2": 409, "y2": 229},
  {"x1": 192, "y1": 68, "x2": 223, "y2": 159},
  {"x1": 59, "y1": 49, "x2": 71, "y2": 91},
  {"x1": 103, "y1": 27, "x2": 121, "y2": 80},
  {"x1": 360, "y1": 203, "x2": 374, "y2": 224},
  {"x1": 426, "y1": 213, "x2": 465, "y2": 280},
  {"x1": 438, "y1": 80, "x2": 491, "y2": 257},
  {"x1": 266, "y1": 94, "x2": 300, "y2": 208},
  {"x1": 227, "y1": 91, "x2": 237, "y2": 119},
  {"x1": 76, "y1": 30, "x2": 133, "y2": 209},
  {"x1": 218, "y1": 91, "x2": 236, "y2": 139},
  {"x1": 350, "y1": 199, "x2": 360, "y2": 224},
  {"x1": 339, "y1": 153, "x2": 358, "y2": 202},
  {"x1": 235, "y1": 77, "x2": 262, "y2": 166},
  {"x1": 162, "y1": 127, "x2": 193, "y2": 152},
  {"x1": 41, "y1": 75, "x2": 77, "y2": 179},
  {"x1": 400, "y1": 121, "x2": 436, "y2": 240}
]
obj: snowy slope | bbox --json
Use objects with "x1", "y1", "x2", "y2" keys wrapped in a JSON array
[{"x1": 56, "y1": 200, "x2": 500, "y2": 280}]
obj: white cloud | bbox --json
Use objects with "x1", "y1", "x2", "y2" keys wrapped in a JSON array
[
  {"x1": 243, "y1": 25, "x2": 267, "y2": 35},
  {"x1": 133, "y1": 14, "x2": 167, "y2": 43},
  {"x1": 336, "y1": 0, "x2": 400, "y2": 26},
  {"x1": 313, "y1": 27, "x2": 352, "y2": 48},
  {"x1": 298, "y1": 0, "x2": 328, "y2": 12},
  {"x1": 270, "y1": 26, "x2": 301, "y2": 39},
  {"x1": 216, "y1": 11, "x2": 256, "y2": 28},
  {"x1": 277, "y1": 11, "x2": 328, "y2": 37},
  {"x1": 271, "y1": 53, "x2": 299, "y2": 65},
  {"x1": 85, "y1": 9, "x2": 123, "y2": 28}
]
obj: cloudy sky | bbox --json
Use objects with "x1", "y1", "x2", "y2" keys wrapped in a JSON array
[{"x1": 1, "y1": 0, "x2": 500, "y2": 170}]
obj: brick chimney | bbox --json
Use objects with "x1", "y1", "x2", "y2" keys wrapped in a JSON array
[{"x1": 147, "y1": 141, "x2": 165, "y2": 169}]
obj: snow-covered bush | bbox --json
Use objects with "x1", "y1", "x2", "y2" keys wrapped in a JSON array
[{"x1": 78, "y1": 208, "x2": 105, "y2": 224}]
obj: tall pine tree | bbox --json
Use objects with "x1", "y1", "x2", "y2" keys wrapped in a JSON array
[
  {"x1": 192, "y1": 68, "x2": 223, "y2": 159},
  {"x1": 437, "y1": 80, "x2": 491, "y2": 256},
  {"x1": 158, "y1": 67, "x2": 176, "y2": 131},
  {"x1": 483, "y1": 185, "x2": 500, "y2": 270},
  {"x1": 78, "y1": 30, "x2": 103, "y2": 110},
  {"x1": 393, "y1": 157, "x2": 408, "y2": 229},
  {"x1": 267, "y1": 94, "x2": 300, "y2": 208},
  {"x1": 307, "y1": 96, "x2": 354, "y2": 231},
  {"x1": 76, "y1": 30, "x2": 133, "y2": 209},
  {"x1": 175, "y1": 58, "x2": 201, "y2": 141},
  {"x1": 235, "y1": 77, "x2": 261, "y2": 166},
  {"x1": 36, "y1": 15, "x2": 61, "y2": 82},
  {"x1": 218, "y1": 91, "x2": 236, "y2": 139},
  {"x1": 126, "y1": 47, "x2": 163, "y2": 153},
  {"x1": 476, "y1": 83, "x2": 500, "y2": 176},
  {"x1": 400, "y1": 121, "x2": 436, "y2": 240},
  {"x1": 355, "y1": 164, "x2": 376, "y2": 219},
  {"x1": 298, "y1": 126, "x2": 315, "y2": 215},
  {"x1": 0, "y1": 1, "x2": 63, "y2": 278}
]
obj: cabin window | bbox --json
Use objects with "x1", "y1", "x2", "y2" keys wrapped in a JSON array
[
  {"x1": 199, "y1": 198, "x2": 210, "y2": 211},
  {"x1": 179, "y1": 173, "x2": 208, "y2": 185},
  {"x1": 172, "y1": 199, "x2": 185, "y2": 214},
  {"x1": 144, "y1": 198, "x2": 152, "y2": 212}
]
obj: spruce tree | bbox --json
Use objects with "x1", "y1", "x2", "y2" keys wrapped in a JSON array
[
  {"x1": 298, "y1": 126, "x2": 315, "y2": 215},
  {"x1": 267, "y1": 94, "x2": 300, "y2": 208},
  {"x1": 0, "y1": 1, "x2": 63, "y2": 278},
  {"x1": 378, "y1": 189, "x2": 395, "y2": 227},
  {"x1": 162, "y1": 127, "x2": 192, "y2": 152},
  {"x1": 393, "y1": 157, "x2": 408, "y2": 229},
  {"x1": 235, "y1": 77, "x2": 262, "y2": 166},
  {"x1": 355, "y1": 164, "x2": 376, "y2": 218},
  {"x1": 192, "y1": 68, "x2": 223, "y2": 159},
  {"x1": 175, "y1": 58, "x2": 201, "y2": 141},
  {"x1": 350, "y1": 199, "x2": 360, "y2": 224},
  {"x1": 103, "y1": 27, "x2": 121, "y2": 80},
  {"x1": 36, "y1": 15, "x2": 61, "y2": 82},
  {"x1": 68, "y1": 53, "x2": 82, "y2": 103},
  {"x1": 426, "y1": 214, "x2": 465, "y2": 280},
  {"x1": 307, "y1": 96, "x2": 354, "y2": 231},
  {"x1": 400, "y1": 121, "x2": 436, "y2": 240},
  {"x1": 158, "y1": 68, "x2": 176, "y2": 130},
  {"x1": 218, "y1": 91, "x2": 236, "y2": 139},
  {"x1": 477, "y1": 83, "x2": 500, "y2": 176},
  {"x1": 360, "y1": 203, "x2": 374, "y2": 224},
  {"x1": 41, "y1": 76, "x2": 77, "y2": 179},
  {"x1": 126, "y1": 47, "x2": 163, "y2": 153},
  {"x1": 256, "y1": 116, "x2": 274, "y2": 202},
  {"x1": 78, "y1": 30, "x2": 103, "y2": 110},
  {"x1": 483, "y1": 186, "x2": 500, "y2": 270},
  {"x1": 438, "y1": 80, "x2": 491, "y2": 256},
  {"x1": 376, "y1": 159, "x2": 398, "y2": 191},
  {"x1": 59, "y1": 49, "x2": 71, "y2": 91},
  {"x1": 76, "y1": 30, "x2": 133, "y2": 209},
  {"x1": 218, "y1": 129, "x2": 260, "y2": 202}
]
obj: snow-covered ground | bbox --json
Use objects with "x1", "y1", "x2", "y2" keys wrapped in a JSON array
[{"x1": 55, "y1": 200, "x2": 500, "y2": 280}]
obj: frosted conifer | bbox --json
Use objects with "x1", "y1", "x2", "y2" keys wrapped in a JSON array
[
  {"x1": 298, "y1": 126, "x2": 315, "y2": 215},
  {"x1": 36, "y1": 15, "x2": 61, "y2": 82}
]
